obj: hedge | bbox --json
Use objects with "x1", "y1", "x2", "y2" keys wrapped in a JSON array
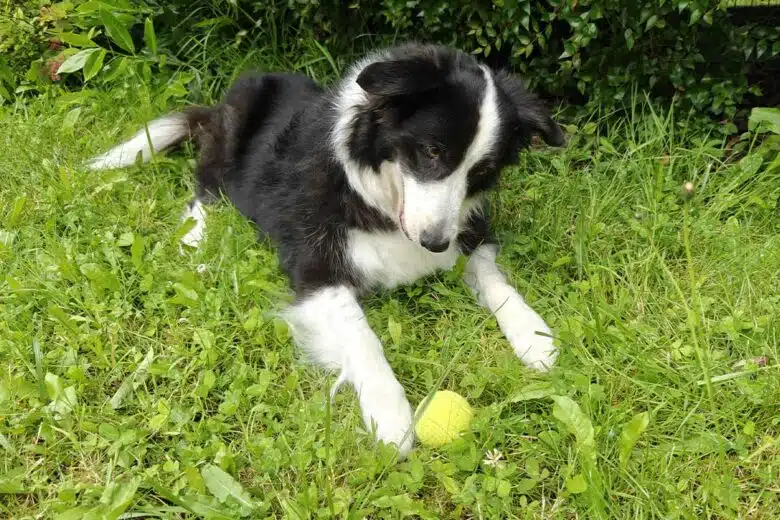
[{"x1": 1, "y1": 0, "x2": 778, "y2": 121}]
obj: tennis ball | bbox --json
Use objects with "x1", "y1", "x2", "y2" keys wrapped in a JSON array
[{"x1": 414, "y1": 390, "x2": 473, "y2": 447}]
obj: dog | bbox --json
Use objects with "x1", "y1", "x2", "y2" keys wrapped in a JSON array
[{"x1": 86, "y1": 43, "x2": 566, "y2": 457}]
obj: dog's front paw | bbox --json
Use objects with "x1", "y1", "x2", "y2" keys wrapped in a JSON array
[
  {"x1": 503, "y1": 310, "x2": 558, "y2": 372},
  {"x1": 357, "y1": 378, "x2": 415, "y2": 457}
]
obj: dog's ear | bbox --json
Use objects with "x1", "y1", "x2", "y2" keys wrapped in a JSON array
[
  {"x1": 494, "y1": 70, "x2": 566, "y2": 147},
  {"x1": 356, "y1": 57, "x2": 445, "y2": 97}
]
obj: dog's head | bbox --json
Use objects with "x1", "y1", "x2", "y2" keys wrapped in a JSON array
[{"x1": 335, "y1": 45, "x2": 565, "y2": 253}]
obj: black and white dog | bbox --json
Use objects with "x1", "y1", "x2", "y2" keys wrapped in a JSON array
[{"x1": 87, "y1": 43, "x2": 565, "y2": 456}]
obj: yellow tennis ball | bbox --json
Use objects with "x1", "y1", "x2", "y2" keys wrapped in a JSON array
[{"x1": 414, "y1": 390, "x2": 473, "y2": 447}]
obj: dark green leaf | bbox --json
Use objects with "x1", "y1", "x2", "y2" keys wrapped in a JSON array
[
  {"x1": 131, "y1": 234, "x2": 144, "y2": 271},
  {"x1": 47, "y1": 305, "x2": 80, "y2": 335},
  {"x1": 101, "y1": 477, "x2": 139, "y2": 520},
  {"x1": 0, "y1": 466, "x2": 25, "y2": 493},
  {"x1": 185, "y1": 466, "x2": 206, "y2": 494},
  {"x1": 80, "y1": 263, "x2": 120, "y2": 291},
  {"x1": 388, "y1": 316, "x2": 402, "y2": 347},
  {"x1": 58, "y1": 48, "x2": 100, "y2": 74},
  {"x1": 62, "y1": 107, "x2": 82, "y2": 131},
  {"x1": 645, "y1": 15, "x2": 658, "y2": 31},
  {"x1": 98, "y1": 423, "x2": 120, "y2": 440},
  {"x1": 510, "y1": 381, "x2": 556, "y2": 402},
  {"x1": 83, "y1": 49, "x2": 106, "y2": 81},
  {"x1": 144, "y1": 17, "x2": 157, "y2": 54},
  {"x1": 739, "y1": 154, "x2": 763, "y2": 177},
  {"x1": 552, "y1": 396, "x2": 595, "y2": 454},
  {"x1": 55, "y1": 507, "x2": 92, "y2": 520},
  {"x1": 566, "y1": 473, "x2": 588, "y2": 494},
  {"x1": 277, "y1": 495, "x2": 308, "y2": 519},
  {"x1": 749, "y1": 107, "x2": 780, "y2": 135},
  {"x1": 619, "y1": 412, "x2": 650, "y2": 467},
  {"x1": 7, "y1": 195, "x2": 26, "y2": 227},
  {"x1": 496, "y1": 479, "x2": 512, "y2": 498},
  {"x1": 149, "y1": 481, "x2": 236, "y2": 520},
  {"x1": 170, "y1": 282, "x2": 199, "y2": 306},
  {"x1": 117, "y1": 231, "x2": 134, "y2": 247},
  {"x1": 201, "y1": 464, "x2": 256, "y2": 514},
  {"x1": 52, "y1": 31, "x2": 98, "y2": 48},
  {"x1": 100, "y1": 9, "x2": 135, "y2": 53},
  {"x1": 109, "y1": 347, "x2": 154, "y2": 410},
  {"x1": 102, "y1": 57, "x2": 130, "y2": 83}
]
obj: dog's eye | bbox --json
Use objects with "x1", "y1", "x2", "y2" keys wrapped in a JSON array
[
  {"x1": 424, "y1": 145, "x2": 441, "y2": 159},
  {"x1": 472, "y1": 165, "x2": 490, "y2": 176}
]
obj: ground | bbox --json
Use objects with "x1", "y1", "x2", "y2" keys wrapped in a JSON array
[{"x1": 1, "y1": 83, "x2": 779, "y2": 519}]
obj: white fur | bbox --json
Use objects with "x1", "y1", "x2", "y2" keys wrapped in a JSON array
[
  {"x1": 282, "y1": 286, "x2": 414, "y2": 456},
  {"x1": 400, "y1": 65, "x2": 500, "y2": 245},
  {"x1": 180, "y1": 199, "x2": 206, "y2": 251},
  {"x1": 332, "y1": 53, "x2": 398, "y2": 221},
  {"x1": 464, "y1": 244, "x2": 558, "y2": 371},
  {"x1": 332, "y1": 60, "x2": 501, "y2": 249},
  {"x1": 401, "y1": 172, "x2": 466, "y2": 245},
  {"x1": 348, "y1": 229, "x2": 460, "y2": 289},
  {"x1": 86, "y1": 51, "x2": 557, "y2": 462},
  {"x1": 86, "y1": 113, "x2": 188, "y2": 170}
]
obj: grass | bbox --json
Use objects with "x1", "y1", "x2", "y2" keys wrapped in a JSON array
[{"x1": 1, "y1": 75, "x2": 779, "y2": 519}]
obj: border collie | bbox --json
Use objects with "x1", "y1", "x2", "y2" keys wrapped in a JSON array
[{"x1": 87, "y1": 43, "x2": 566, "y2": 457}]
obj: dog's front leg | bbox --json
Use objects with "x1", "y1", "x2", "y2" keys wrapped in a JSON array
[
  {"x1": 283, "y1": 285, "x2": 414, "y2": 456},
  {"x1": 464, "y1": 244, "x2": 558, "y2": 371}
]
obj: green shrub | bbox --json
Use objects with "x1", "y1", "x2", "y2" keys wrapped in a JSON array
[
  {"x1": 0, "y1": 1, "x2": 56, "y2": 100},
  {"x1": 3, "y1": 0, "x2": 779, "y2": 122},
  {"x1": 0, "y1": 1, "x2": 97, "y2": 101},
  {"x1": 0, "y1": 2, "x2": 47, "y2": 78},
  {"x1": 368, "y1": 0, "x2": 779, "y2": 120}
]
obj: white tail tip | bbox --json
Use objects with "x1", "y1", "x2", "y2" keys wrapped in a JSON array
[{"x1": 86, "y1": 113, "x2": 188, "y2": 170}]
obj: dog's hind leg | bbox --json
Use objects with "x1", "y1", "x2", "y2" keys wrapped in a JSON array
[{"x1": 282, "y1": 285, "x2": 415, "y2": 458}]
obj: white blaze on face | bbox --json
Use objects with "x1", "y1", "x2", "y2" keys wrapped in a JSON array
[
  {"x1": 401, "y1": 172, "x2": 468, "y2": 244},
  {"x1": 400, "y1": 65, "x2": 501, "y2": 248}
]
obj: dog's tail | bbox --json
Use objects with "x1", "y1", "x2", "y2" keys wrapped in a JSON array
[{"x1": 85, "y1": 107, "x2": 212, "y2": 170}]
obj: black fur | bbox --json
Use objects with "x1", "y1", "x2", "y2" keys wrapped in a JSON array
[{"x1": 180, "y1": 44, "x2": 563, "y2": 295}]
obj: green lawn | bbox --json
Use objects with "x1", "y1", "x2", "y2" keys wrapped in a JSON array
[{"x1": 1, "y1": 84, "x2": 779, "y2": 519}]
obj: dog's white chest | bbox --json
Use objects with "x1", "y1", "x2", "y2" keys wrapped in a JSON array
[{"x1": 347, "y1": 229, "x2": 460, "y2": 289}]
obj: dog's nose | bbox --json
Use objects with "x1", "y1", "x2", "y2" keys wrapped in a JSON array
[{"x1": 420, "y1": 230, "x2": 450, "y2": 253}]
